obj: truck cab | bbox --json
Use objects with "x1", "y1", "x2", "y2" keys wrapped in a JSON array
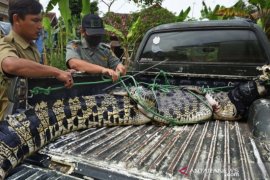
[{"x1": 134, "y1": 19, "x2": 270, "y2": 77}]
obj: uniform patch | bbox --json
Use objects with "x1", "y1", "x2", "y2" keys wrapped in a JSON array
[{"x1": 72, "y1": 43, "x2": 78, "y2": 49}]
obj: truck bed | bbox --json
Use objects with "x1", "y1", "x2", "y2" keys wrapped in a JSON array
[
  {"x1": 7, "y1": 120, "x2": 270, "y2": 179},
  {"x1": 6, "y1": 71, "x2": 270, "y2": 179}
]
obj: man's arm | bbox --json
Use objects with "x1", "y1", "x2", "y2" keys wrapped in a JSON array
[
  {"x1": 68, "y1": 58, "x2": 119, "y2": 81},
  {"x1": 101, "y1": 44, "x2": 126, "y2": 75},
  {"x1": 2, "y1": 57, "x2": 73, "y2": 88}
]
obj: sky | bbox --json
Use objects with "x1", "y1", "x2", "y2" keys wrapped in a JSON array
[{"x1": 39, "y1": 0, "x2": 240, "y2": 19}]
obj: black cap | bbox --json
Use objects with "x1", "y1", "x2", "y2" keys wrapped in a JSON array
[{"x1": 82, "y1": 14, "x2": 105, "y2": 36}]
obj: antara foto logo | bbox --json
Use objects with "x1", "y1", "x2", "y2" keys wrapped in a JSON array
[{"x1": 178, "y1": 166, "x2": 189, "y2": 176}]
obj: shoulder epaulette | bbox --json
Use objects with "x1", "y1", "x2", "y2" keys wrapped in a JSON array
[
  {"x1": 72, "y1": 40, "x2": 81, "y2": 44},
  {"x1": 99, "y1": 43, "x2": 111, "y2": 51},
  {"x1": 3, "y1": 35, "x2": 12, "y2": 42},
  {"x1": 69, "y1": 40, "x2": 81, "y2": 49}
]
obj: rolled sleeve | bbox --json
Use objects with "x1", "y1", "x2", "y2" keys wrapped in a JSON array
[
  {"x1": 0, "y1": 42, "x2": 18, "y2": 73},
  {"x1": 106, "y1": 49, "x2": 121, "y2": 70},
  {"x1": 65, "y1": 41, "x2": 82, "y2": 65}
]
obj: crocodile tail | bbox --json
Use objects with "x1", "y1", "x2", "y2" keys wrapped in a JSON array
[
  {"x1": 0, "y1": 94, "x2": 151, "y2": 178},
  {"x1": 0, "y1": 109, "x2": 42, "y2": 179}
]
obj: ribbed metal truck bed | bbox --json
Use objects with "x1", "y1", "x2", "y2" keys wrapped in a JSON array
[{"x1": 7, "y1": 120, "x2": 269, "y2": 180}]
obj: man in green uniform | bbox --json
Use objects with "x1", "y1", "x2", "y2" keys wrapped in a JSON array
[
  {"x1": 66, "y1": 14, "x2": 126, "y2": 82},
  {"x1": 0, "y1": 0, "x2": 74, "y2": 120}
]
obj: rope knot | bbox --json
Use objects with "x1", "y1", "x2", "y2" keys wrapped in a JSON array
[{"x1": 30, "y1": 87, "x2": 52, "y2": 95}]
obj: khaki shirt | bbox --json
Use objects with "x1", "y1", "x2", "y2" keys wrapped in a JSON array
[
  {"x1": 65, "y1": 39, "x2": 121, "y2": 69},
  {"x1": 0, "y1": 30, "x2": 40, "y2": 120}
]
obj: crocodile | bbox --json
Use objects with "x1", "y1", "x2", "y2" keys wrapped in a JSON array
[
  {"x1": 0, "y1": 85, "x2": 217, "y2": 179},
  {"x1": 126, "y1": 86, "x2": 213, "y2": 124},
  {"x1": 0, "y1": 93, "x2": 153, "y2": 179},
  {"x1": 0, "y1": 79, "x2": 268, "y2": 179},
  {"x1": 0, "y1": 82, "x2": 221, "y2": 179}
]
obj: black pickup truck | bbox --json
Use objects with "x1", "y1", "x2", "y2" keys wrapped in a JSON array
[{"x1": 6, "y1": 19, "x2": 270, "y2": 180}]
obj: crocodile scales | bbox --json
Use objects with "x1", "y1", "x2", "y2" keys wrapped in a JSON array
[
  {"x1": 128, "y1": 86, "x2": 213, "y2": 124},
  {"x1": 0, "y1": 79, "x2": 266, "y2": 179},
  {"x1": 0, "y1": 87, "x2": 215, "y2": 179},
  {"x1": 0, "y1": 94, "x2": 151, "y2": 179}
]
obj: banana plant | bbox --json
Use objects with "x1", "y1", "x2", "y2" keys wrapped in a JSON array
[
  {"x1": 105, "y1": 16, "x2": 142, "y2": 69},
  {"x1": 176, "y1": 7, "x2": 191, "y2": 22},
  {"x1": 46, "y1": 0, "x2": 90, "y2": 34},
  {"x1": 46, "y1": 0, "x2": 72, "y2": 43},
  {"x1": 200, "y1": 1, "x2": 222, "y2": 20},
  {"x1": 42, "y1": 16, "x2": 53, "y2": 65},
  {"x1": 81, "y1": 0, "x2": 91, "y2": 18},
  {"x1": 43, "y1": 0, "x2": 91, "y2": 69}
]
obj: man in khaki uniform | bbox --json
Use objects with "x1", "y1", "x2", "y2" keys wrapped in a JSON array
[
  {"x1": 0, "y1": 0, "x2": 74, "y2": 120},
  {"x1": 66, "y1": 14, "x2": 126, "y2": 82}
]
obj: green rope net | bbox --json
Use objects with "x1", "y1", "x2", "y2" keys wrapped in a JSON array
[
  {"x1": 29, "y1": 71, "x2": 236, "y2": 125},
  {"x1": 30, "y1": 77, "x2": 112, "y2": 95}
]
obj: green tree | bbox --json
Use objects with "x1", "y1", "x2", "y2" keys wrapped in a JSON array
[
  {"x1": 70, "y1": 0, "x2": 98, "y2": 17},
  {"x1": 200, "y1": 1, "x2": 222, "y2": 20},
  {"x1": 215, "y1": 0, "x2": 270, "y2": 39},
  {"x1": 129, "y1": 0, "x2": 163, "y2": 6},
  {"x1": 90, "y1": 1, "x2": 99, "y2": 14},
  {"x1": 248, "y1": 0, "x2": 270, "y2": 39},
  {"x1": 132, "y1": 4, "x2": 176, "y2": 42},
  {"x1": 105, "y1": 16, "x2": 142, "y2": 69},
  {"x1": 104, "y1": 4, "x2": 175, "y2": 70},
  {"x1": 70, "y1": 0, "x2": 82, "y2": 18}
]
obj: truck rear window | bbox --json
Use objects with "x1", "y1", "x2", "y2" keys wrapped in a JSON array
[{"x1": 140, "y1": 30, "x2": 266, "y2": 63}]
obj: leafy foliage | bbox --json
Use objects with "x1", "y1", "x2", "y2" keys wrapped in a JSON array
[
  {"x1": 70, "y1": 0, "x2": 82, "y2": 18},
  {"x1": 90, "y1": 1, "x2": 99, "y2": 14},
  {"x1": 43, "y1": 0, "x2": 92, "y2": 69},
  {"x1": 129, "y1": 0, "x2": 163, "y2": 6},
  {"x1": 103, "y1": 12, "x2": 137, "y2": 38},
  {"x1": 81, "y1": 0, "x2": 91, "y2": 17},
  {"x1": 248, "y1": 0, "x2": 270, "y2": 39},
  {"x1": 103, "y1": 4, "x2": 176, "y2": 69},
  {"x1": 217, "y1": 0, "x2": 250, "y2": 19},
  {"x1": 44, "y1": 0, "x2": 270, "y2": 71},
  {"x1": 46, "y1": 0, "x2": 59, "y2": 12},
  {"x1": 214, "y1": 0, "x2": 270, "y2": 39},
  {"x1": 200, "y1": 1, "x2": 222, "y2": 20},
  {"x1": 132, "y1": 4, "x2": 176, "y2": 42},
  {"x1": 176, "y1": 7, "x2": 191, "y2": 22},
  {"x1": 104, "y1": 16, "x2": 142, "y2": 68}
]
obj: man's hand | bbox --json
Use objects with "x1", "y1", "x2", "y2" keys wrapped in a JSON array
[
  {"x1": 55, "y1": 71, "x2": 74, "y2": 88},
  {"x1": 116, "y1": 64, "x2": 126, "y2": 76},
  {"x1": 66, "y1": 69, "x2": 77, "y2": 74},
  {"x1": 102, "y1": 68, "x2": 119, "y2": 82}
]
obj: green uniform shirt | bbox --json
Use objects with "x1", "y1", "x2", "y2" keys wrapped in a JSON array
[
  {"x1": 0, "y1": 30, "x2": 40, "y2": 120},
  {"x1": 65, "y1": 38, "x2": 121, "y2": 70}
]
